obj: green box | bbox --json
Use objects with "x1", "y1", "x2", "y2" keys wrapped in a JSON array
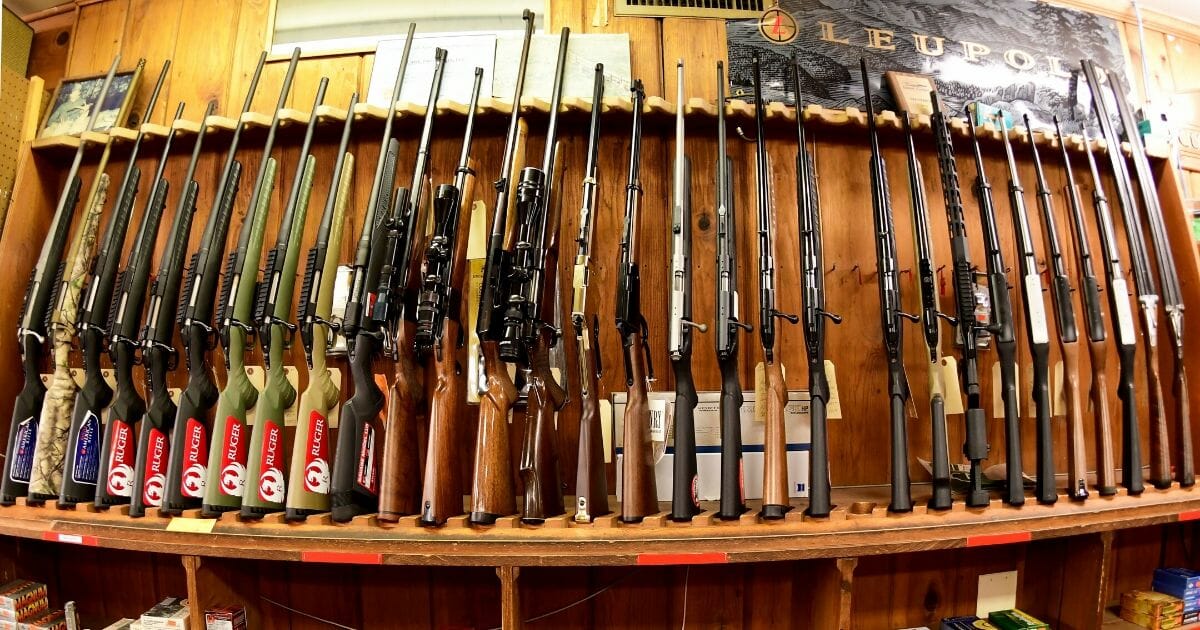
[{"x1": 986, "y1": 609, "x2": 1049, "y2": 630}]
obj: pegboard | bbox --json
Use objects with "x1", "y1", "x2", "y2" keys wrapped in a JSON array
[{"x1": 0, "y1": 66, "x2": 30, "y2": 216}]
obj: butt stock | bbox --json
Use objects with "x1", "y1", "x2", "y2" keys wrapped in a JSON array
[{"x1": 621, "y1": 332, "x2": 658, "y2": 522}]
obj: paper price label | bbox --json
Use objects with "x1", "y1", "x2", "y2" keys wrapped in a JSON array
[
  {"x1": 1023, "y1": 275, "x2": 1050, "y2": 345},
  {"x1": 823, "y1": 360, "x2": 842, "y2": 419},
  {"x1": 649, "y1": 398, "x2": 667, "y2": 442},
  {"x1": 940, "y1": 356, "x2": 965, "y2": 415},
  {"x1": 600, "y1": 399, "x2": 613, "y2": 464},
  {"x1": 166, "y1": 517, "x2": 217, "y2": 533},
  {"x1": 754, "y1": 362, "x2": 766, "y2": 423}
]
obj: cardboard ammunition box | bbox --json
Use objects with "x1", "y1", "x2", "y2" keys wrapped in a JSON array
[
  {"x1": 986, "y1": 609, "x2": 1049, "y2": 630},
  {"x1": 0, "y1": 596, "x2": 46, "y2": 622},
  {"x1": 99, "y1": 620, "x2": 135, "y2": 630},
  {"x1": 1152, "y1": 580, "x2": 1200, "y2": 612},
  {"x1": 1155, "y1": 568, "x2": 1200, "y2": 591},
  {"x1": 1119, "y1": 606, "x2": 1182, "y2": 630},
  {"x1": 203, "y1": 605, "x2": 246, "y2": 630},
  {"x1": 1124, "y1": 589, "x2": 1186, "y2": 617},
  {"x1": 140, "y1": 598, "x2": 189, "y2": 630},
  {"x1": 0, "y1": 582, "x2": 46, "y2": 615},
  {"x1": 1184, "y1": 610, "x2": 1200, "y2": 625},
  {"x1": 940, "y1": 616, "x2": 999, "y2": 630},
  {"x1": 18, "y1": 609, "x2": 65, "y2": 630}
]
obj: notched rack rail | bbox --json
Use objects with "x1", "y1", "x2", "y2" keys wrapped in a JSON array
[
  {"x1": 28, "y1": 98, "x2": 1165, "y2": 159},
  {"x1": 1, "y1": 486, "x2": 1198, "y2": 566}
]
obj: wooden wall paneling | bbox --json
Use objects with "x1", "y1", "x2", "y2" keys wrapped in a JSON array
[
  {"x1": 27, "y1": 14, "x2": 74, "y2": 90},
  {"x1": 1108, "y1": 524, "x2": 1167, "y2": 603},
  {"x1": 429, "y1": 566, "x2": 504, "y2": 629},
  {"x1": 516, "y1": 567, "x2": 594, "y2": 629},
  {"x1": 226, "y1": 0, "x2": 272, "y2": 116},
  {"x1": 169, "y1": 0, "x2": 243, "y2": 116},
  {"x1": 249, "y1": 60, "x2": 292, "y2": 114},
  {"x1": 1123, "y1": 23, "x2": 1175, "y2": 108},
  {"x1": 290, "y1": 56, "x2": 362, "y2": 110},
  {"x1": 360, "y1": 53, "x2": 375, "y2": 98},
  {"x1": 194, "y1": 557, "x2": 265, "y2": 628},
  {"x1": 359, "y1": 565, "x2": 433, "y2": 628},
  {"x1": 661, "y1": 18, "x2": 727, "y2": 102},
  {"x1": 119, "y1": 0, "x2": 182, "y2": 125},
  {"x1": 590, "y1": 566, "x2": 675, "y2": 628},
  {"x1": 66, "y1": 0, "x2": 129, "y2": 77},
  {"x1": 1018, "y1": 533, "x2": 1113, "y2": 628}
]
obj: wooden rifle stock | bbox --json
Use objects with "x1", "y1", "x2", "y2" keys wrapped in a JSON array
[
  {"x1": 379, "y1": 317, "x2": 425, "y2": 520},
  {"x1": 574, "y1": 317, "x2": 607, "y2": 521},
  {"x1": 621, "y1": 332, "x2": 658, "y2": 522},
  {"x1": 471, "y1": 342, "x2": 519, "y2": 522},
  {"x1": 1176, "y1": 356, "x2": 1192, "y2": 486},
  {"x1": 1145, "y1": 316, "x2": 1171, "y2": 489},
  {"x1": 1061, "y1": 342, "x2": 1088, "y2": 500},
  {"x1": 521, "y1": 330, "x2": 566, "y2": 522},
  {"x1": 762, "y1": 359, "x2": 790, "y2": 516},
  {"x1": 1088, "y1": 338, "x2": 1117, "y2": 494}
]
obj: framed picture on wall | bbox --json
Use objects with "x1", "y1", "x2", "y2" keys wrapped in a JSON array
[{"x1": 39, "y1": 67, "x2": 142, "y2": 138}]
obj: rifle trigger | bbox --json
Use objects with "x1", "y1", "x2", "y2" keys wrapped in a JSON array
[
  {"x1": 898, "y1": 311, "x2": 920, "y2": 323},
  {"x1": 731, "y1": 319, "x2": 753, "y2": 333},
  {"x1": 681, "y1": 319, "x2": 708, "y2": 333},
  {"x1": 936, "y1": 311, "x2": 957, "y2": 327}
]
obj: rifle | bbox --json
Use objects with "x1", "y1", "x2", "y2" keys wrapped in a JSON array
[
  {"x1": 904, "y1": 112, "x2": 952, "y2": 510},
  {"x1": 369, "y1": 48, "x2": 447, "y2": 525},
  {"x1": 1106, "y1": 69, "x2": 1191, "y2": 487},
  {"x1": 403, "y1": 68, "x2": 482, "y2": 524},
  {"x1": 96, "y1": 101, "x2": 216, "y2": 509},
  {"x1": 794, "y1": 56, "x2": 839, "y2": 518},
  {"x1": 1025, "y1": 114, "x2": 1086, "y2": 501},
  {"x1": 286, "y1": 93, "x2": 358, "y2": 520},
  {"x1": 1084, "y1": 60, "x2": 1161, "y2": 490},
  {"x1": 965, "y1": 105, "x2": 1023, "y2": 505},
  {"x1": 376, "y1": 48, "x2": 449, "y2": 524},
  {"x1": 26, "y1": 58, "x2": 146, "y2": 501},
  {"x1": 714, "y1": 62, "x2": 748, "y2": 521},
  {"x1": 572, "y1": 64, "x2": 609, "y2": 524},
  {"x1": 163, "y1": 50, "x2": 279, "y2": 514},
  {"x1": 617, "y1": 80, "x2": 658, "y2": 522},
  {"x1": 24, "y1": 173, "x2": 109, "y2": 502},
  {"x1": 470, "y1": 10, "x2": 534, "y2": 525},
  {"x1": 329, "y1": 24, "x2": 415, "y2": 523},
  {"x1": 2, "y1": 57, "x2": 116, "y2": 504},
  {"x1": 58, "y1": 63, "x2": 170, "y2": 505},
  {"x1": 1055, "y1": 116, "x2": 1116, "y2": 495},
  {"x1": 862, "y1": 60, "x2": 917, "y2": 513},
  {"x1": 1080, "y1": 123, "x2": 1142, "y2": 494},
  {"x1": 238, "y1": 81, "x2": 329, "y2": 518},
  {"x1": 996, "y1": 112, "x2": 1056, "y2": 505},
  {"x1": 929, "y1": 93, "x2": 989, "y2": 508},
  {"x1": 668, "y1": 60, "x2": 706, "y2": 522},
  {"x1": 515, "y1": 33, "x2": 571, "y2": 524},
  {"x1": 748, "y1": 54, "x2": 799, "y2": 520}
]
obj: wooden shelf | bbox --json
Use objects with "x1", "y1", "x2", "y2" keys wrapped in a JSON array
[{"x1": 3, "y1": 484, "x2": 1197, "y2": 567}]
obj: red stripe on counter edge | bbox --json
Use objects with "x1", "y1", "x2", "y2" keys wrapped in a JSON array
[
  {"x1": 965, "y1": 531, "x2": 1032, "y2": 547},
  {"x1": 300, "y1": 551, "x2": 383, "y2": 565},
  {"x1": 637, "y1": 552, "x2": 729, "y2": 565},
  {"x1": 1178, "y1": 510, "x2": 1200, "y2": 522},
  {"x1": 42, "y1": 532, "x2": 98, "y2": 546}
]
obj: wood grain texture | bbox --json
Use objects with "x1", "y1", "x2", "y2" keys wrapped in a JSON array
[{"x1": 66, "y1": 0, "x2": 128, "y2": 77}]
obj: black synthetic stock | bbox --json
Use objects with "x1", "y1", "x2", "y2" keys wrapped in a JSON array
[
  {"x1": 330, "y1": 335, "x2": 383, "y2": 521},
  {"x1": 717, "y1": 359, "x2": 745, "y2": 519},
  {"x1": 670, "y1": 359, "x2": 700, "y2": 521}
]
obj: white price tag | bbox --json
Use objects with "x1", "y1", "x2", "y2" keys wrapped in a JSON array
[
  {"x1": 940, "y1": 356, "x2": 965, "y2": 415},
  {"x1": 1111, "y1": 279, "x2": 1137, "y2": 342},
  {"x1": 823, "y1": 360, "x2": 842, "y2": 419},
  {"x1": 1052, "y1": 360, "x2": 1066, "y2": 417},
  {"x1": 600, "y1": 399, "x2": 613, "y2": 464},
  {"x1": 649, "y1": 398, "x2": 667, "y2": 442},
  {"x1": 1023, "y1": 275, "x2": 1050, "y2": 345}
]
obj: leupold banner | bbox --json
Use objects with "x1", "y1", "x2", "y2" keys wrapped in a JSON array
[{"x1": 726, "y1": 0, "x2": 1127, "y2": 131}]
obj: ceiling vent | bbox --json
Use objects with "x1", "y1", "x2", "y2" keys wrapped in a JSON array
[{"x1": 614, "y1": 0, "x2": 764, "y2": 19}]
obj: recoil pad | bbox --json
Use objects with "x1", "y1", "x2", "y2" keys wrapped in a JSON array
[{"x1": 176, "y1": 253, "x2": 200, "y2": 327}]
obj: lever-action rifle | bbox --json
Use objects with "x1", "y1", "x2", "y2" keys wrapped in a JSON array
[
  {"x1": 97, "y1": 101, "x2": 216, "y2": 509},
  {"x1": 330, "y1": 24, "x2": 415, "y2": 522},
  {"x1": 714, "y1": 62, "x2": 749, "y2": 521},
  {"x1": 997, "y1": 112, "x2": 1056, "y2": 505},
  {"x1": 286, "y1": 93, "x2": 358, "y2": 520},
  {"x1": 862, "y1": 60, "x2": 917, "y2": 513},
  {"x1": 904, "y1": 112, "x2": 952, "y2": 511},
  {"x1": 163, "y1": 50, "x2": 280, "y2": 514},
  {"x1": 1, "y1": 57, "x2": 118, "y2": 504},
  {"x1": 572, "y1": 64, "x2": 609, "y2": 524},
  {"x1": 930, "y1": 93, "x2": 989, "y2": 508},
  {"x1": 965, "y1": 105, "x2": 1023, "y2": 505},
  {"x1": 669, "y1": 60, "x2": 707, "y2": 522},
  {"x1": 470, "y1": 10, "x2": 534, "y2": 525},
  {"x1": 617, "y1": 80, "x2": 658, "y2": 523},
  {"x1": 1025, "y1": 115, "x2": 1086, "y2": 501},
  {"x1": 795, "y1": 55, "x2": 840, "y2": 518},
  {"x1": 1055, "y1": 116, "x2": 1116, "y2": 495},
  {"x1": 239, "y1": 80, "x2": 328, "y2": 518},
  {"x1": 1079, "y1": 123, "x2": 1142, "y2": 494},
  {"x1": 407, "y1": 67, "x2": 483, "y2": 524},
  {"x1": 751, "y1": 54, "x2": 799, "y2": 520},
  {"x1": 59, "y1": 63, "x2": 170, "y2": 505},
  {"x1": 1106, "y1": 68, "x2": 1191, "y2": 487},
  {"x1": 369, "y1": 48, "x2": 447, "y2": 525}
]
